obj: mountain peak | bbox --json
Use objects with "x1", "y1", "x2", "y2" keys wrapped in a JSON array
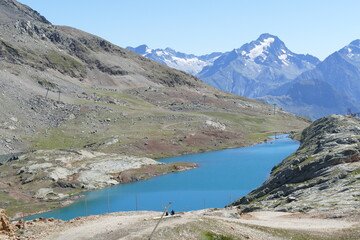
[
  {"x1": 257, "y1": 33, "x2": 279, "y2": 42},
  {"x1": 238, "y1": 33, "x2": 286, "y2": 61},
  {"x1": 349, "y1": 39, "x2": 360, "y2": 48},
  {"x1": 126, "y1": 44, "x2": 150, "y2": 55},
  {"x1": 256, "y1": 33, "x2": 285, "y2": 46},
  {"x1": 338, "y1": 39, "x2": 360, "y2": 62},
  {"x1": 135, "y1": 44, "x2": 150, "y2": 53}
]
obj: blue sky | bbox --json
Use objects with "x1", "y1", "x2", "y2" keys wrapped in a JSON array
[{"x1": 18, "y1": 0, "x2": 360, "y2": 60}]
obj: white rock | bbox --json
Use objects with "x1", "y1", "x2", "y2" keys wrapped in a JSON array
[
  {"x1": 204, "y1": 120, "x2": 226, "y2": 130},
  {"x1": 10, "y1": 117, "x2": 18, "y2": 122},
  {"x1": 49, "y1": 167, "x2": 74, "y2": 181},
  {"x1": 77, "y1": 170, "x2": 117, "y2": 188},
  {"x1": 104, "y1": 138, "x2": 119, "y2": 146},
  {"x1": 90, "y1": 156, "x2": 159, "y2": 174},
  {"x1": 28, "y1": 163, "x2": 53, "y2": 172},
  {"x1": 68, "y1": 114, "x2": 76, "y2": 120},
  {"x1": 34, "y1": 188, "x2": 54, "y2": 199}
]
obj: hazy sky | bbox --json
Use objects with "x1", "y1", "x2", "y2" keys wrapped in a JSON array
[{"x1": 18, "y1": 0, "x2": 360, "y2": 60}]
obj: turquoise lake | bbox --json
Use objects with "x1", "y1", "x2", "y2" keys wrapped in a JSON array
[{"x1": 26, "y1": 135, "x2": 299, "y2": 221}]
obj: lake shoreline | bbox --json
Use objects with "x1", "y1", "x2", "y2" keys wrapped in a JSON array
[
  {"x1": 12, "y1": 135, "x2": 276, "y2": 220},
  {"x1": 23, "y1": 134, "x2": 299, "y2": 221}
]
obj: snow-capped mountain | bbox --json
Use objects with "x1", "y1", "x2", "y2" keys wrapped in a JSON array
[
  {"x1": 261, "y1": 39, "x2": 360, "y2": 119},
  {"x1": 127, "y1": 35, "x2": 360, "y2": 119},
  {"x1": 197, "y1": 33, "x2": 320, "y2": 98},
  {"x1": 126, "y1": 45, "x2": 222, "y2": 75}
]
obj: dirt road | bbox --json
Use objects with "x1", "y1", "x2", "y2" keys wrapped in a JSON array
[{"x1": 20, "y1": 208, "x2": 360, "y2": 240}]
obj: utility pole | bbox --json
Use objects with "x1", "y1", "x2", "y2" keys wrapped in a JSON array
[
  {"x1": 85, "y1": 198, "x2": 88, "y2": 216},
  {"x1": 273, "y1": 104, "x2": 277, "y2": 115},
  {"x1": 135, "y1": 194, "x2": 138, "y2": 211},
  {"x1": 58, "y1": 201, "x2": 61, "y2": 219},
  {"x1": 45, "y1": 88, "x2": 50, "y2": 99},
  {"x1": 148, "y1": 202, "x2": 172, "y2": 240},
  {"x1": 107, "y1": 191, "x2": 110, "y2": 214}
]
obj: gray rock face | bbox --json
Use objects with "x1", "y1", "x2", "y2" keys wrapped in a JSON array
[{"x1": 232, "y1": 115, "x2": 360, "y2": 217}]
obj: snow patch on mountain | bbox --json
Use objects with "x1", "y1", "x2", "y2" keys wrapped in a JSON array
[
  {"x1": 126, "y1": 45, "x2": 221, "y2": 75},
  {"x1": 278, "y1": 54, "x2": 289, "y2": 65},
  {"x1": 246, "y1": 37, "x2": 275, "y2": 60},
  {"x1": 197, "y1": 33, "x2": 321, "y2": 100},
  {"x1": 163, "y1": 56, "x2": 211, "y2": 75}
]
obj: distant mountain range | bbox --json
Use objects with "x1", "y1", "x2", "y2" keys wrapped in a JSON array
[
  {"x1": 128, "y1": 34, "x2": 360, "y2": 119},
  {"x1": 260, "y1": 39, "x2": 360, "y2": 119},
  {"x1": 197, "y1": 33, "x2": 320, "y2": 98},
  {"x1": 126, "y1": 45, "x2": 222, "y2": 76}
]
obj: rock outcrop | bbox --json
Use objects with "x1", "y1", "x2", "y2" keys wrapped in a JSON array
[
  {"x1": 15, "y1": 149, "x2": 161, "y2": 192},
  {"x1": 0, "y1": 209, "x2": 15, "y2": 239},
  {"x1": 232, "y1": 115, "x2": 360, "y2": 218},
  {"x1": 0, "y1": 149, "x2": 197, "y2": 218},
  {"x1": 3, "y1": 149, "x2": 161, "y2": 200}
]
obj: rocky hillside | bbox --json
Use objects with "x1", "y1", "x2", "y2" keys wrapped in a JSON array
[
  {"x1": 232, "y1": 115, "x2": 360, "y2": 218},
  {"x1": 0, "y1": 0, "x2": 309, "y2": 158}
]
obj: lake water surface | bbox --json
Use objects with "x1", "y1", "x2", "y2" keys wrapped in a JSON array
[{"x1": 27, "y1": 135, "x2": 299, "y2": 220}]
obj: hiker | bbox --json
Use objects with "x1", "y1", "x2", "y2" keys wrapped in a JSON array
[{"x1": 170, "y1": 210, "x2": 175, "y2": 215}]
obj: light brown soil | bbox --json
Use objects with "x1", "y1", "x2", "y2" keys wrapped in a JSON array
[{"x1": 16, "y1": 209, "x2": 360, "y2": 240}]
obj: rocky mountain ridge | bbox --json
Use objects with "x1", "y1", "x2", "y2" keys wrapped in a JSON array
[
  {"x1": 262, "y1": 40, "x2": 360, "y2": 119},
  {"x1": 231, "y1": 114, "x2": 360, "y2": 218},
  {"x1": 0, "y1": 0, "x2": 50, "y2": 24},
  {"x1": 128, "y1": 34, "x2": 320, "y2": 100},
  {"x1": 198, "y1": 33, "x2": 320, "y2": 98}
]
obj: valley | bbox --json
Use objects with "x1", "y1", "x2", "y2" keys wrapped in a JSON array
[
  {"x1": 0, "y1": 0, "x2": 309, "y2": 220},
  {"x1": 1, "y1": 1, "x2": 360, "y2": 239}
]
